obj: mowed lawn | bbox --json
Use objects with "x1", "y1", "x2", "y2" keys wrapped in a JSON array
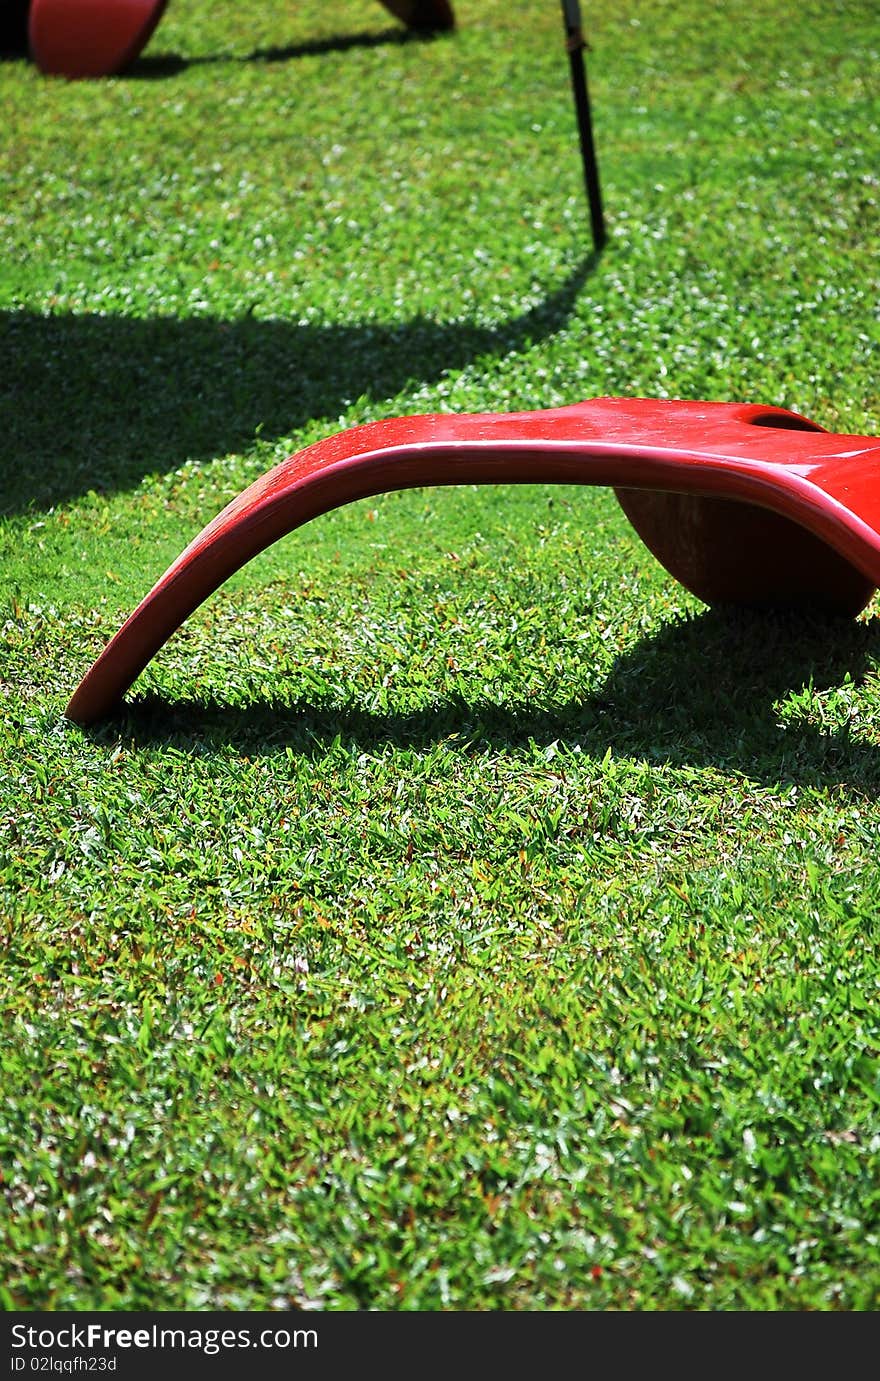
[{"x1": 1, "y1": 0, "x2": 879, "y2": 1310}]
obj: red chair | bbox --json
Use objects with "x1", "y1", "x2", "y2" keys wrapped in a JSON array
[
  {"x1": 27, "y1": 0, "x2": 453, "y2": 79},
  {"x1": 29, "y1": 0, "x2": 168, "y2": 77},
  {"x1": 65, "y1": 396, "x2": 880, "y2": 725}
]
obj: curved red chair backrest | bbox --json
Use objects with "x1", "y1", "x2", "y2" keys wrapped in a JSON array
[{"x1": 29, "y1": 0, "x2": 168, "y2": 78}]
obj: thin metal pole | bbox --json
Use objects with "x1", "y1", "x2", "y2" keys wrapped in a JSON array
[{"x1": 560, "y1": 0, "x2": 606, "y2": 251}]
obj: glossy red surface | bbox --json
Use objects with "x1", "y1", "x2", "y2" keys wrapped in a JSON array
[
  {"x1": 64, "y1": 396, "x2": 880, "y2": 725},
  {"x1": 29, "y1": 0, "x2": 167, "y2": 78}
]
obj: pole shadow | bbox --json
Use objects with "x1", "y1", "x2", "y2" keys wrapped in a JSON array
[{"x1": 0, "y1": 256, "x2": 596, "y2": 515}]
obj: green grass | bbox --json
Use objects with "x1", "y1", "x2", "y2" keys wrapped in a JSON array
[{"x1": 2, "y1": 0, "x2": 880, "y2": 1311}]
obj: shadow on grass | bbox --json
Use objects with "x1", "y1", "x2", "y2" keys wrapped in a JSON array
[
  {"x1": 0, "y1": 17, "x2": 442, "y2": 68},
  {"x1": 115, "y1": 605, "x2": 880, "y2": 791},
  {"x1": 0, "y1": 0, "x2": 28, "y2": 56},
  {"x1": 0, "y1": 256, "x2": 596, "y2": 515},
  {"x1": 132, "y1": 26, "x2": 444, "y2": 79}
]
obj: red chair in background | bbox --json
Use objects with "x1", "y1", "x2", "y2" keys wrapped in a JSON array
[
  {"x1": 28, "y1": 0, "x2": 169, "y2": 78},
  {"x1": 26, "y1": 0, "x2": 454, "y2": 79}
]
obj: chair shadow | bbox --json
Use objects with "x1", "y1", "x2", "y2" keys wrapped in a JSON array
[
  {"x1": 0, "y1": 0, "x2": 28, "y2": 56},
  {"x1": 0, "y1": 255, "x2": 597, "y2": 516},
  {"x1": 115, "y1": 605, "x2": 880, "y2": 794},
  {"x1": 130, "y1": 26, "x2": 442, "y2": 79},
  {"x1": 0, "y1": 17, "x2": 440, "y2": 67}
]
